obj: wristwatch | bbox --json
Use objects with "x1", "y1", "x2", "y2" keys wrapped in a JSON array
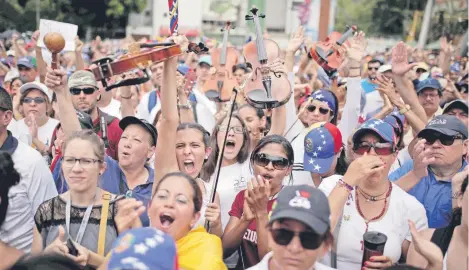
[{"x1": 399, "y1": 104, "x2": 411, "y2": 115}]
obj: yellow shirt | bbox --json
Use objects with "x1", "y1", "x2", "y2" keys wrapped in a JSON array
[{"x1": 177, "y1": 226, "x2": 227, "y2": 270}]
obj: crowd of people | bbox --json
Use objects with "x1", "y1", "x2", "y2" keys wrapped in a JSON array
[{"x1": 0, "y1": 22, "x2": 467, "y2": 270}]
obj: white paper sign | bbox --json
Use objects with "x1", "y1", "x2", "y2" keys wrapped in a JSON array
[{"x1": 37, "y1": 19, "x2": 78, "y2": 52}]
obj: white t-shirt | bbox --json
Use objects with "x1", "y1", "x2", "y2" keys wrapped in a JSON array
[
  {"x1": 247, "y1": 251, "x2": 334, "y2": 270},
  {"x1": 191, "y1": 87, "x2": 216, "y2": 134},
  {"x1": 136, "y1": 90, "x2": 161, "y2": 124},
  {"x1": 16, "y1": 117, "x2": 59, "y2": 147},
  {"x1": 100, "y1": 98, "x2": 121, "y2": 119},
  {"x1": 7, "y1": 118, "x2": 30, "y2": 145},
  {"x1": 321, "y1": 184, "x2": 428, "y2": 270}
]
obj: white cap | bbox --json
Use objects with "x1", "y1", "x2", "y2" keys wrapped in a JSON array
[
  {"x1": 19, "y1": 82, "x2": 53, "y2": 102},
  {"x1": 6, "y1": 50, "x2": 15, "y2": 57},
  {"x1": 378, "y1": 65, "x2": 392, "y2": 73},
  {"x1": 4, "y1": 70, "x2": 19, "y2": 83}
]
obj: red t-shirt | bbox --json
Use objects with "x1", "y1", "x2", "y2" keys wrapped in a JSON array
[{"x1": 228, "y1": 190, "x2": 276, "y2": 269}]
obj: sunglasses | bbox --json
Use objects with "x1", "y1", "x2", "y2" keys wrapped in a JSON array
[
  {"x1": 368, "y1": 67, "x2": 379, "y2": 71},
  {"x1": 418, "y1": 131, "x2": 464, "y2": 146},
  {"x1": 254, "y1": 153, "x2": 290, "y2": 170},
  {"x1": 218, "y1": 126, "x2": 244, "y2": 134},
  {"x1": 271, "y1": 228, "x2": 323, "y2": 250},
  {"x1": 70, "y1": 87, "x2": 96, "y2": 95},
  {"x1": 306, "y1": 105, "x2": 331, "y2": 115},
  {"x1": 23, "y1": 97, "x2": 46, "y2": 104},
  {"x1": 353, "y1": 142, "x2": 395, "y2": 155}
]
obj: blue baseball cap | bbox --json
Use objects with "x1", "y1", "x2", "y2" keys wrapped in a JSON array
[
  {"x1": 352, "y1": 118, "x2": 396, "y2": 145},
  {"x1": 177, "y1": 64, "x2": 190, "y2": 76},
  {"x1": 416, "y1": 78, "x2": 441, "y2": 94},
  {"x1": 108, "y1": 227, "x2": 178, "y2": 270},
  {"x1": 198, "y1": 55, "x2": 212, "y2": 66},
  {"x1": 310, "y1": 90, "x2": 336, "y2": 113},
  {"x1": 17, "y1": 56, "x2": 36, "y2": 69},
  {"x1": 303, "y1": 122, "x2": 342, "y2": 174}
]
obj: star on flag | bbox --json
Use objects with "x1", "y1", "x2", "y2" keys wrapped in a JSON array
[
  {"x1": 134, "y1": 243, "x2": 149, "y2": 255},
  {"x1": 314, "y1": 164, "x2": 321, "y2": 171},
  {"x1": 309, "y1": 158, "x2": 314, "y2": 164},
  {"x1": 322, "y1": 140, "x2": 326, "y2": 145},
  {"x1": 313, "y1": 152, "x2": 318, "y2": 157},
  {"x1": 317, "y1": 146, "x2": 322, "y2": 151}
]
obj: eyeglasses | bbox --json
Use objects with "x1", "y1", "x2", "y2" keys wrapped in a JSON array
[
  {"x1": 353, "y1": 142, "x2": 395, "y2": 155},
  {"x1": 270, "y1": 228, "x2": 324, "y2": 250},
  {"x1": 218, "y1": 126, "x2": 244, "y2": 134},
  {"x1": 70, "y1": 87, "x2": 96, "y2": 95},
  {"x1": 419, "y1": 92, "x2": 440, "y2": 99},
  {"x1": 306, "y1": 105, "x2": 331, "y2": 115},
  {"x1": 368, "y1": 67, "x2": 379, "y2": 71},
  {"x1": 63, "y1": 156, "x2": 102, "y2": 168},
  {"x1": 23, "y1": 97, "x2": 46, "y2": 104},
  {"x1": 418, "y1": 131, "x2": 464, "y2": 146},
  {"x1": 254, "y1": 153, "x2": 290, "y2": 170}
]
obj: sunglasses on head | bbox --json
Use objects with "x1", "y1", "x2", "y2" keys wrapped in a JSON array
[
  {"x1": 353, "y1": 141, "x2": 395, "y2": 155},
  {"x1": 270, "y1": 228, "x2": 324, "y2": 250},
  {"x1": 70, "y1": 87, "x2": 96, "y2": 95},
  {"x1": 23, "y1": 97, "x2": 46, "y2": 104},
  {"x1": 306, "y1": 105, "x2": 331, "y2": 115},
  {"x1": 254, "y1": 153, "x2": 290, "y2": 170},
  {"x1": 418, "y1": 131, "x2": 464, "y2": 146},
  {"x1": 368, "y1": 67, "x2": 379, "y2": 71}
]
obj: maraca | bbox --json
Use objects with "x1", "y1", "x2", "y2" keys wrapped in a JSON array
[{"x1": 43, "y1": 32, "x2": 65, "y2": 69}]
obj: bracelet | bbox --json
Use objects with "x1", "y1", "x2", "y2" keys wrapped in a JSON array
[
  {"x1": 120, "y1": 94, "x2": 132, "y2": 99},
  {"x1": 178, "y1": 104, "x2": 191, "y2": 110},
  {"x1": 349, "y1": 66, "x2": 361, "y2": 69},
  {"x1": 399, "y1": 104, "x2": 411, "y2": 115},
  {"x1": 452, "y1": 191, "x2": 462, "y2": 199},
  {"x1": 337, "y1": 179, "x2": 354, "y2": 192}
]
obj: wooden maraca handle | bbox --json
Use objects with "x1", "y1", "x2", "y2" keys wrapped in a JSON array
[{"x1": 51, "y1": 53, "x2": 59, "y2": 69}]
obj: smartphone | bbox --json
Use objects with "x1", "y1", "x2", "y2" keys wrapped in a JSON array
[{"x1": 66, "y1": 238, "x2": 79, "y2": 256}]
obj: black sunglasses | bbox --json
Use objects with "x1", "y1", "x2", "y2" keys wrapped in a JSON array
[
  {"x1": 306, "y1": 105, "x2": 331, "y2": 115},
  {"x1": 254, "y1": 153, "x2": 290, "y2": 170},
  {"x1": 353, "y1": 142, "x2": 395, "y2": 155},
  {"x1": 271, "y1": 228, "x2": 324, "y2": 250},
  {"x1": 70, "y1": 87, "x2": 96, "y2": 95},
  {"x1": 23, "y1": 97, "x2": 46, "y2": 104},
  {"x1": 418, "y1": 131, "x2": 464, "y2": 146}
]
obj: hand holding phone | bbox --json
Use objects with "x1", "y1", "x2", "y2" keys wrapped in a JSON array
[{"x1": 66, "y1": 238, "x2": 80, "y2": 256}]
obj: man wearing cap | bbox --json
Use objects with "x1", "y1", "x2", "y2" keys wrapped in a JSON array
[
  {"x1": 14, "y1": 81, "x2": 59, "y2": 160},
  {"x1": 17, "y1": 56, "x2": 38, "y2": 83},
  {"x1": 0, "y1": 86, "x2": 57, "y2": 252},
  {"x1": 416, "y1": 77, "x2": 443, "y2": 120},
  {"x1": 443, "y1": 99, "x2": 468, "y2": 127},
  {"x1": 66, "y1": 70, "x2": 122, "y2": 159},
  {"x1": 390, "y1": 115, "x2": 468, "y2": 228}
]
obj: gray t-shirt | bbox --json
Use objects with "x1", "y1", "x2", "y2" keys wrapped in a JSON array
[{"x1": 34, "y1": 196, "x2": 119, "y2": 255}]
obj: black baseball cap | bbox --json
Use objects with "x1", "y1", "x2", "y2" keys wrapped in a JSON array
[
  {"x1": 269, "y1": 185, "x2": 330, "y2": 235},
  {"x1": 417, "y1": 115, "x2": 467, "y2": 139},
  {"x1": 443, "y1": 99, "x2": 468, "y2": 115},
  {"x1": 119, "y1": 116, "x2": 158, "y2": 146}
]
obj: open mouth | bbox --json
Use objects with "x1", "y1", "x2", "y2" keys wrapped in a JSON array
[
  {"x1": 121, "y1": 151, "x2": 131, "y2": 157},
  {"x1": 159, "y1": 213, "x2": 175, "y2": 229},
  {"x1": 261, "y1": 174, "x2": 274, "y2": 181},
  {"x1": 183, "y1": 160, "x2": 195, "y2": 174},
  {"x1": 225, "y1": 139, "x2": 236, "y2": 149}
]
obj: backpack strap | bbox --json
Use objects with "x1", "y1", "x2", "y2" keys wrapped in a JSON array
[{"x1": 98, "y1": 191, "x2": 112, "y2": 256}]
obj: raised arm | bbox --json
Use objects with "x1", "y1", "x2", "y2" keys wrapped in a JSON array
[
  {"x1": 438, "y1": 37, "x2": 453, "y2": 75},
  {"x1": 177, "y1": 71, "x2": 194, "y2": 123},
  {"x1": 74, "y1": 36, "x2": 85, "y2": 71},
  {"x1": 31, "y1": 31, "x2": 47, "y2": 83}
]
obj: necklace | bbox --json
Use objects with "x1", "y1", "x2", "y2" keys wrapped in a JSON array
[
  {"x1": 356, "y1": 182, "x2": 392, "y2": 250},
  {"x1": 357, "y1": 187, "x2": 387, "y2": 202}
]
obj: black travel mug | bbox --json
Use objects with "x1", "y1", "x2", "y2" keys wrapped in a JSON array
[{"x1": 361, "y1": 231, "x2": 387, "y2": 267}]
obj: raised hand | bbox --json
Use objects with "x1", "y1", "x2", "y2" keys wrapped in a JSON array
[
  {"x1": 343, "y1": 152, "x2": 385, "y2": 187},
  {"x1": 287, "y1": 26, "x2": 305, "y2": 54},
  {"x1": 347, "y1": 31, "x2": 367, "y2": 63},
  {"x1": 392, "y1": 41, "x2": 418, "y2": 76},
  {"x1": 451, "y1": 165, "x2": 468, "y2": 196},
  {"x1": 25, "y1": 114, "x2": 38, "y2": 140},
  {"x1": 439, "y1": 36, "x2": 453, "y2": 56},
  {"x1": 43, "y1": 225, "x2": 69, "y2": 255},
  {"x1": 75, "y1": 36, "x2": 84, "y2": 53},
  {"x1": 242, "y1": 190, "x2": 255, "y2": 222},
  {"x1": 375, "y1": 75, "x2": 403, "y2": 107},
  {"x1": 205, "y1": 202, "x2": 221, "y2": 228},
  {"x1": 32, "y1": 30, "x2": 40, "y2": 43},
  {"x1": 245, "y1": 175, "x2": 271, "y2": 217},
  {"x1": 268, "y1": 58, "x2": 287, "y2": 74},
  {"x1": 44, "y1": 67, "x2": 68, "y2": 93},
  {"x1": 115, "y1": 198, "x2": 145, "y2": 234},
  {"x1": 411, "y1": 139, "x2": 435, "y2": 179}
]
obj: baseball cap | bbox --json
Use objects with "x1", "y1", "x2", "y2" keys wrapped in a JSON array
[
  {"x1": 4, "y1": 70, "x2": 19, "y2": 83},
  {"x1": 17, "y1": 56, "x2": 36, "y2": 69},
  {"x1": 416, "y1": 78, "x2": 441, "y2": 94},
  {"x1": 414, "y1": 62, "x2": 429, "y2": 72},
  {"x1": 443, "y1": 99, "x2": 468, "y2": 115},
  {"x1": 198, "y1": 55, "x2": 212, "y2": 66},
  {"x1": 0, "y1": 86, "x2": 13, "y2": 111},
  {"x1": 68, "y1": 70, "x2": 98, "y2": 89},
  {"x1": 303, "y1": 122, "x2": 342, "y2": 174},
  {"x1": 108, "y1": 227, "x2": 178, "y2": 270},
  {"x1": 19, "y1": 81, "x2": 53, "y2": 102},
  {"x1": 119, "y1": 116, "x2": 158, "y2": 146},
  {"x1": 353, "y1": 118, "x2": 396, "y2": 145},
  {"x1": 378, "y1": 65, "x2": 392, "y2": 73},
  {"x1": 6, "y1": 50, "x2": 15, "y2": 57},
  {"x1": 310, "y1": 90, "x2": 336, "y2": 113},
  {"x1": 177, "y1": 64, "x2": 190, "y2": 76},
  {"x1": 269, "y1": 185, "x2": 331, "y2": 235},
  {"x1": 417, "y1": 115, "x2": 467, "y2": 139}
]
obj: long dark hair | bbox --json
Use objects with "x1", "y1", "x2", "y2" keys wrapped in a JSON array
[
  {"x1": 329, "y1": 91, "x2": 339, "y2": 125},
  {"x1": 335, "y1": 145, "x2": 349, "y2": 175},
  {"x1": 0, "y1": 152, "x2": 21, "y2": 227},
  {"x1": 201, "y1": 114, "x2": 250, "y2": 179},
  {"x1": 153, "y1": 172, "x2": 202, "y2": 213},
  {"x1": 238, "y1": 103, "x2": 268, "y2": 134},
  {"x1": 250, "y1": 135, "x2": 294, "y2": 184},
  {"x1": 177, "y1": 122, "x2": 210, "y2": 147}
]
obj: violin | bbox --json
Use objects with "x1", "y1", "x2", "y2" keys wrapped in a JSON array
[
  {"x1": 90, "y1": 41, "x2": 208, "y2": 91},
  {"x1": 243, "y1": 7, "x2": 291, "y2": 109},
  {"x1": 203, "y1": 21, "x2": 239, "y2": 102},
  {"x1": 308, "y1": 25, "x2": 357, "y2": 75}
]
